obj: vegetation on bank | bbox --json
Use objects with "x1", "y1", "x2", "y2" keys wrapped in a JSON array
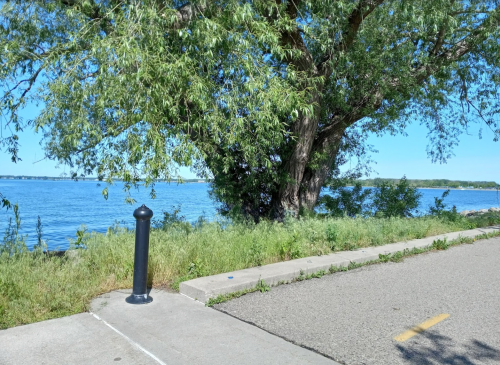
[
  {"x1": 355, "y1": 178, "x2": 499, "y2": 189},
  {"x1": 2, "y1": 208, "x2": 500, "y2": 330}
]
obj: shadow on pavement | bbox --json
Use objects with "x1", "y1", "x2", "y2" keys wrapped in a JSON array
[{"x1": 396, "y1": 330, "x2": 500, "y2": 365}]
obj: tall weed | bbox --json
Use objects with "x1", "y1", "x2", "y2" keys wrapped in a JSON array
[{"x1": 0, "y1": 204, "x2": 27, "y2": 256}]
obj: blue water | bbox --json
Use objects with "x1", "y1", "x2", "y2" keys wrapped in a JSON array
[
  {"x1": 0, "y1": 180, "x2": 499, "y2": 251},
  {"x1": 0, "y1": 180, "x2": 217, "y2": 251}
]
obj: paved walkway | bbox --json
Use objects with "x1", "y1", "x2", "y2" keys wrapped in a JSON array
[
  {"x1": 215, "y1": 236, "x2": 500, "y2": 365},
  {"x1": 1, "y1": 226, "x2": 499, "y2": 365}
]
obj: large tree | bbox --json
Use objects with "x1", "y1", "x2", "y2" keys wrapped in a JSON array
[{"x1": 1, "y1": 0, "x2": 499, "y2": 221}]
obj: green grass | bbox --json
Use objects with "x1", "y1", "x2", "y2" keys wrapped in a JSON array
[{"x1": 1, "y1": 212, "x2": 500, "y2": 329}]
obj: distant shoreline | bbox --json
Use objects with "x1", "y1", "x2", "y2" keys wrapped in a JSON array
[
  {"x1": 417, "y1": 187, "x2": 499, "y2": 192},
  {"x1": 0, "y1": 176, "x2": 208, "y2": 183},
  {"x1": 351, "y1": 186, "x2": 499, "y2": 192},
  {"x1": 1, "y1": 176, "x2": 497, "y2": 190},
  {"x1": 356, "y1": 178, "x2": 498, "y2": 190}
]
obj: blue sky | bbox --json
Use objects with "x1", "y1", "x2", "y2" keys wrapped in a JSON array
[
  {"x1": 1, "y1": 106, "x2": 499, "y2": 182},
  {"x1": 364, "y1": 121, "x2": 499, "y2": 182}
]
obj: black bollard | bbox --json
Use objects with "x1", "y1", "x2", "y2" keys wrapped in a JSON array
[{"x1": 126, "y1": 204, "x2": 154, "y2": 304}]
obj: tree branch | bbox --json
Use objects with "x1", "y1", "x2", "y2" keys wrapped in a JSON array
[
  {"x1": 431, "y1": 0, "x2": 455, "y2": 56},
  {"x1": 318, "y1": 0, "x2": 384, "y2": 76},
  {"x1": 171, "y1": 1, "x2": 208, "y2": 29},
  {"x1": 279, "y1": 0, "x2": 317, "y2": 73},
  {"x1": 431, "y1": 25, "x2": 448, "y2": 56},
  {"x1": 339, "y1": 0, "x2": 384, "y2": 53},
  {"x1": 318, "y1": 4, "x2": 500, "y2": 145},
  {"x1": 2, "y1": 67, "x2": 43, "y2": 123},
  {"x1": 58, "y1": 0, "x2": 103, "y2": 20}
]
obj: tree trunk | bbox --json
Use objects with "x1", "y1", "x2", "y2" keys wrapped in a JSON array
[
  {"x1": 271, "y1": 92, "x2": 322, "y2": 220},
  {"x1": 299, "y1": 130, "x2": 345, "y2": 211}
]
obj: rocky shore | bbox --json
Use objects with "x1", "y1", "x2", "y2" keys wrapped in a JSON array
[{"x1": 459, "y1": 207, "x2": 500, "y2": 217}]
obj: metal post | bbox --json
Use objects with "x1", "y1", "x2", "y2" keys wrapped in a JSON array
[{"x1": 126, "y1": 204, "x2": 154, "y2": 304}]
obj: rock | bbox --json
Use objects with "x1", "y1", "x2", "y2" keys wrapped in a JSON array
[
  {"x1": 65, "y1": 249, "x2": 83, "y2": 266},
  {"x1": 460, "y1": 208, "x2": 500, "y2": 216},
  {"x1": 65, "y1": 249, "x2": 81, "y2": 259}
]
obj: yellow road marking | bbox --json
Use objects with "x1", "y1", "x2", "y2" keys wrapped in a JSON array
[{"x1": 394, "y1": 314, "x2": 450, "y2": 342}]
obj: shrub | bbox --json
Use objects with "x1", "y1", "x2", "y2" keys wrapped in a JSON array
[
  {"x1": 152, "y1": 205, "x2": 193, "y2": 235},
  {"x1": 429, "y1": 189, "x2": 449, "y2": 216},
  {"x1": 427, "y1": 189, "x2": 462, "y2": 221},
  {"x1": 320, "y1": 176, "x2": 421, "y2": 219},
  {"x1": 372, "y1": 176, "x2": 421, "y2": 218},
  {"x1": 319, "y1": 180, "x2": 372, "y2": 217}
]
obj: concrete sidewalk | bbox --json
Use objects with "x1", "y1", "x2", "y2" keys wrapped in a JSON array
[
  {"x1": 1, "y1": 226, "x2": 499, "y2": 365},
  {"x1": 0, "y1": 289, "x2": 336, "y2": 365}
]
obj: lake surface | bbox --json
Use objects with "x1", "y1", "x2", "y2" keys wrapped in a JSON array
[{"x1": 0, "y1": 179, "x2": 499, "y2": 251}]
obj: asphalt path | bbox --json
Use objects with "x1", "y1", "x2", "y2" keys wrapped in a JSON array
[{"x1": 214, "y1": 236, "x2": 500, "y2": 365}]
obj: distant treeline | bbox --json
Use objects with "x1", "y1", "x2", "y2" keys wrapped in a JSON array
[
  {"x1": 0, "y1": 175, "x2": 495, "y2": 188},
  {"x1": 0, "y1": 175, "x2": 208, "y2": 183},
  {"x1": 356, "y1": 178, "x2": 499, "y2": 189}
]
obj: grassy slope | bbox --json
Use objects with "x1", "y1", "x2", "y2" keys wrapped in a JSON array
[{"x1": 1, "y1": 213, "x2": 500, "y2": 329}]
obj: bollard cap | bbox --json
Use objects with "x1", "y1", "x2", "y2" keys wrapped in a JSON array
[{"x1": 133, "y1": 204, "x2": 154, "y2": 220}]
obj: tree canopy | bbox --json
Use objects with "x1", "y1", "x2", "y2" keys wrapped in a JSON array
[{"x1": 1, "y1": 0, "x2": 499, "y2": 220}]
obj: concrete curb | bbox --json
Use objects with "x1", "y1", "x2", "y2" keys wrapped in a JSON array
[{"x1": 179, "y1": 225, "x2": 500, "y2": 303}]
